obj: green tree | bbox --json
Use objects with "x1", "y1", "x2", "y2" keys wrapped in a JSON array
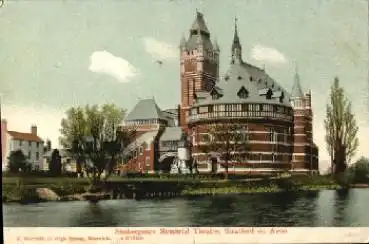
[
  {"x1": 7, "y1": 150, "x2": 31, "y2": 173},
  {"x1": 198, "y1": 123, "x2": 250, "y2": 179},
  {"x1": 348, "y1": 157, "x2": 369, "y2": 183},
  {"x1": 324, "y1": 77, "x2": 359, "y2": 175},
  {"x1": 59, "y1": 104, "x2": 134, "y2": 188}
]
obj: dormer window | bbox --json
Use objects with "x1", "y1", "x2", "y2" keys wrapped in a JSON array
[
  {"x1": 211, "y1": 88, "x2": 221, "y2": 100},
  {"x1": 237, "y1": 86, "x2": 249, "y2": 99},
  {"x1": 266, "y1": 89, "x2": 273, "y2": 100},
  {"x1": 237, "y1": 76, "x2": 242, "y2": 80}
]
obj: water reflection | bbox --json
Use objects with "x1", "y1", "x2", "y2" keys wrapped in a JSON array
[
  {"x1": 3, "y1": 189, "x2": 369, "y2": 227},
  {"x1": 70, "y1": 201, "x2": 119, "y2": 227}
]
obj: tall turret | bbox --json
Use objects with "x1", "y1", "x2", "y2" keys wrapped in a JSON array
[
  {"x1": 179, "y1": 11, "x2": 219, "y2": 130},
  {"x1": 231, "y1": 17, "x2": 242, "y2": 64}
]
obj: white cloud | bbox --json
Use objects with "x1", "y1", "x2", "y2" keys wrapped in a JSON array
[
  {"x1": 250, "y1": 44, "x2": 287, "y2": 64},
  {"x1": 89, "y1": 50, "x2": 138, "y2": 83},
  {"x1": 2, "y1": 104, "x2": 64, "y2": 149},
  {"x1": 142, "y1": 37, "x2": 177, "y2": 60}
]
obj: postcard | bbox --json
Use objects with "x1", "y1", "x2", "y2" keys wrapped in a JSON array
[{"x1": 1, "y1": 0, "x2": 368, "y2": 243}]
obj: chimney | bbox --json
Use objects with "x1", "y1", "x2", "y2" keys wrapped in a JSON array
[{"x1": 31, "y1": 125, "x2": 37, "y2": 135}]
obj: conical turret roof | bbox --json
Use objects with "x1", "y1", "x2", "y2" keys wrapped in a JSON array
[{"x1": 291, "y1": 68, "x2": 304, "y2": 99}]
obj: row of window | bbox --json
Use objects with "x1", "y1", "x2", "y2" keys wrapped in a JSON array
[
  {"x1": 27, "y1": 151, "x2": 40, "y2": 160},
  {"x1": 192, "y1": 104, "x2": 292, "y2": 115},
  {"x1": 126, "y1": 119, "x2": 165, "y2": 125},
  {"x1": 198, "y1": 128, "x2": 291, "y2": 143},
  {"x1": 18, "y1": 140, "x2": 42, "y2": 148},
  {"x1": 189, "y1": 111, "x2": 293, "y2": 122},
  {"x1": 207, "y1": 153, "x2": 291, "y2": 162}
]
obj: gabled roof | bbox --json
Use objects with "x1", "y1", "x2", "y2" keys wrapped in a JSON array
[
  {"x1": 160, "y1": 127, "x2": 184, "y2": 142},
  {"x1": 125, "y1": 99, "x2": 165, "y2": 122},
  {"x1": 7, "y1": 131, "x2": 43, "y2": 142}
]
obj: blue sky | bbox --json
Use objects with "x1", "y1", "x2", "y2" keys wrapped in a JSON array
[{"x1": 0, "y1": 0, "x2": 368, "y2": 171}]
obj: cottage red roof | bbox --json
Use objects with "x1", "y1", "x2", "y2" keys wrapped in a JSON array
[{"x1": 7, "y1": 131, "x2": 43, "y2": 142}]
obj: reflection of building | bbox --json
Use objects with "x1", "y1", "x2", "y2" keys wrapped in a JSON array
[
  {"x1": 121, "y1": 11, "x2": 319, "y2": 175},
  {"x1": 1, "y1": 119, "x2": 45, "y2": 171}
]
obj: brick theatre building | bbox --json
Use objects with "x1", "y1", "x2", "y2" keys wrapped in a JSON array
[{"x1": 122, "y1": 11, "x2": 319, "y2": 175}]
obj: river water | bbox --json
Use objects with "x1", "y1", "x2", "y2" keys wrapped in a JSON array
[{"x1": 3, "y1": 189, "x2": 369, "y2": 227}]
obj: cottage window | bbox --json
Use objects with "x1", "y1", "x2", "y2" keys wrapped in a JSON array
[{"x1": 36, "y1": 152, "x2": 39, "y2": 160}]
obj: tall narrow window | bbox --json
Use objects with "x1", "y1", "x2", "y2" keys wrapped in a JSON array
[{"x1": 268, "y1": 128, "x2": 275, "y2": 142}]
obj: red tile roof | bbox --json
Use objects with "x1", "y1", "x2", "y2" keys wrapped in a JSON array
[{"x1": 7, "y1": 131, "x2": 43, "y2": 142}]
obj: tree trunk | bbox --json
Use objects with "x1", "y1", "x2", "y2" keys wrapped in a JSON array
[{"x1": 224, "y1": 161, "x2": 229, "y2": 180}]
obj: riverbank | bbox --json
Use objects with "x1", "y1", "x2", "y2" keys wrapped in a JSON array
[{"x1": 2, "y1": 175, "x2": 368, "y2": 204}]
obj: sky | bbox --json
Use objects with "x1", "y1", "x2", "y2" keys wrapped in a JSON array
[{"x1": 0, "y1": 0, "x2": 368, "y2": 172}]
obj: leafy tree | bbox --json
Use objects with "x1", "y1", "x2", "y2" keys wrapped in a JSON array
[
  {"x1": 49, "y1": 149, "x2": 62, "y2": 176},
  {"x1": 324, "y1": 77, "x2": 359, "y2": 175},
  {"x1": 7, "y1": 150, "x2": 31, "y2": 173},
  {"x1": 348, "y1": 157, "x2": 369, "y2": 183},
  {"x1": 198, "y1": 123, "x2": 250, "y2": 179},
  {"x1": 59, "y1": 104, "x2": 134, "y2": 187}
]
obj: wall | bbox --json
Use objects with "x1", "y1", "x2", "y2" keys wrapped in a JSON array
[{"x1": 6, "y1": 138, "x2": 44, "y2": 170}]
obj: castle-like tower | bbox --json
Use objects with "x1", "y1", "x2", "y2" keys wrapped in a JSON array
[
  {"x1": 290, "y1": 69, "x2": 319, "y2": 172},
  {"x1": 179, "y1": 12, "x2": 220, "y2": 131}
]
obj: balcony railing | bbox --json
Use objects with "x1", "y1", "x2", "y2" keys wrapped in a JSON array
[{"x1": 187, "y1": 111, "x2": 293, "y2": 123}]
